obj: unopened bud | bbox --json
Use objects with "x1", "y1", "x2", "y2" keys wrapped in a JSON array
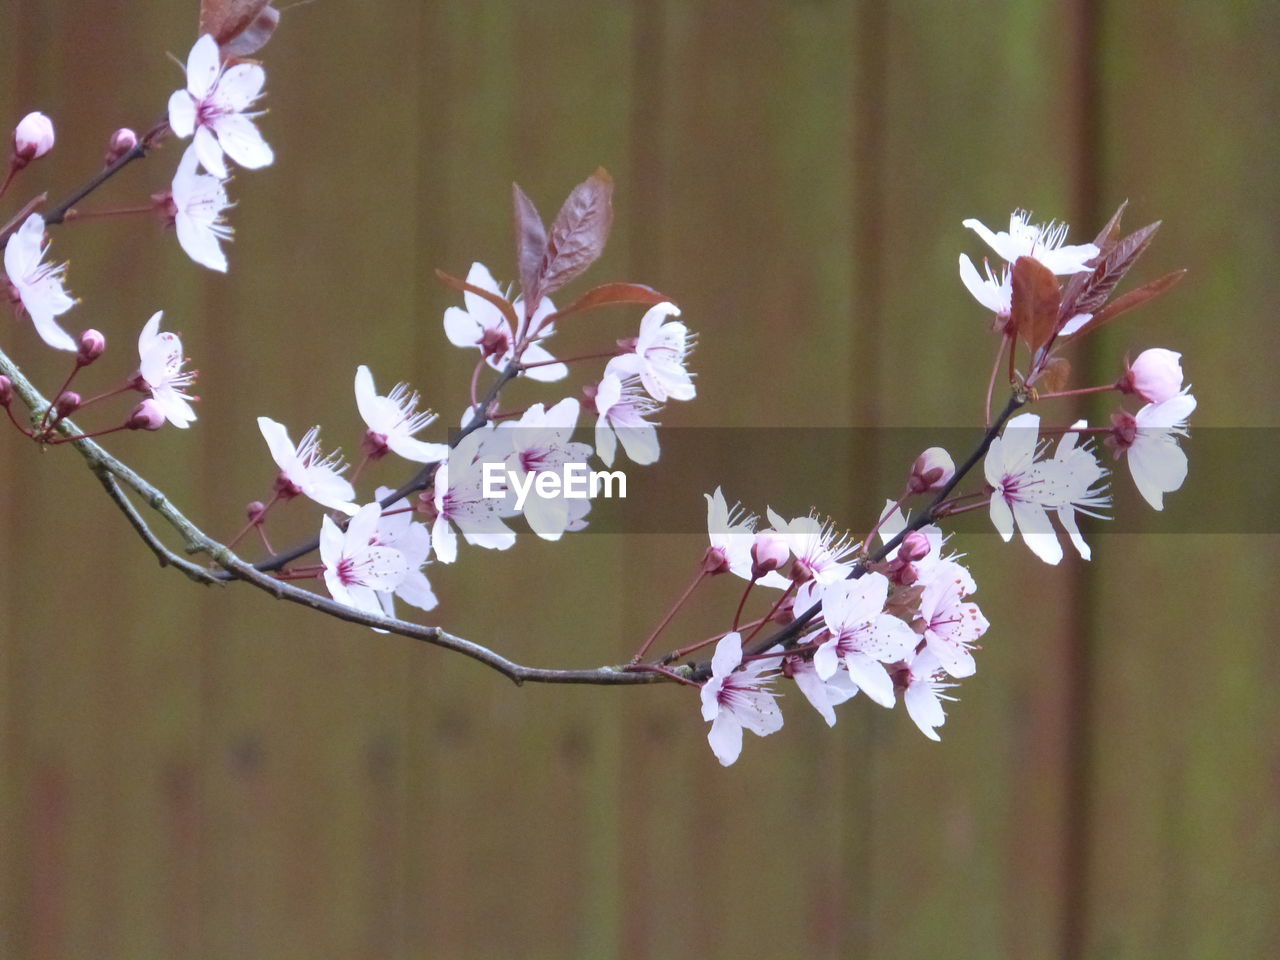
[
  {"x1": 127, "y1": 398, "x2": 165, "y2": 431},
  {"x1": 894, "y1": 562, "x2": 920, "y2": 587},
  {"x1": 0, "y1": 375, "x2": 12, "y2": 406},
  {"x1": 701, "y1": 544, "x2": 731, "y2": 575},
  {"x1": 245, "y1": 500, "x2": 267, "y2": 523},
  {"x1": 751, "y1": 531, "x2": 789, "y2": 579},
  {"x1": 53, "y1": 390, "x2": 81, "y2": 417},
  {"x1": 1119, "y1": 348, "x2": 1183, "y2": 404},
  {"x1": 12, "y1": 112, "x2": 54, "y2": 165},
  {"x1": 770, "y1": 594, "x2": 797, "y2": 624},
  {"x1": 78, "y1": 329, "x2": 106, "y2": 364},
  {"x1": 104, "y1": 127, "x2": 138, "y2": 166},
  {"x1": 908, "y1": 447, "x2": 955, "y2": 494},
  {"x1": 898, "y1": 530, "x2": 931, "y2": 563}
]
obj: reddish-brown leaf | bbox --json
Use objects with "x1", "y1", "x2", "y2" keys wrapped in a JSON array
[
  {"x1": 1011, "y1": 256, "x2": 1061, "y2": 354},
  {"x1": 512, "y1": 183, "x2": 547, "y2": 309},
  {"x1": 536, "y1": 168, "x2": 615, "y2": 302},
  {"x1": 1060, "y1": 201, "x2": 1129, "y2": 320},
  {"x1": 222, "y1": 5, "x2": 279, "y2": 57},
  {"x1": 545, "y1": 283, "x2": 673, "y2": 324},
  {"x1": 1081, "y1": 269, "x2": 1187, "y2": 333},
  {"x1": 199, "y1": 0, "x2": 277, "y2": 51},
  {"x1": 434, "y1": 268, "x2": 521, "y2": 335},
  {"x1": 1071, "y1": 221, "x2": 1162, "y2": 318},
  {"x1": 1039, "y1": 356, "x2": 1072, "y2": 394}
]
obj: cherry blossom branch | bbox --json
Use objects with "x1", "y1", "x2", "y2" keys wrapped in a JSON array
[
  {"x1": 244, "y1": 359, "x2": 524, "y2": 577},
  {"x1": 0, "y1": 342, "x2": 667, "y2": 687},
  {"x1": 683, "y1": 391, "x2": 1027, "y2": 681}
]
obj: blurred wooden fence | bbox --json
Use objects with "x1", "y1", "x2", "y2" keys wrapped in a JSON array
[{"x1": 1, "y1": 1, "x2": 1277, "y2": 957}]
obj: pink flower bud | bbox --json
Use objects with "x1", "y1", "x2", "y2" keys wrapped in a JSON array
[
  {"x1": 78, "y1": 329, "x2": 106, "y2": 364},
  {"x1": 908, "y1": 446, "x2": 955, "y2": 494},
  {"x1": 12, "y1": 112, "x2": 54, "y2": 164},
  {"x1": 701, "y1": 544, "x2": 731, "y2": 575},
  {"x1": 751, "y1": 531, "x2": 789, "y2": 578},
  {"x1": 898, "y1": 530, "x2": 931, "y2": 562},
  {"x1": 894, "y1": 562, "x2": 920, "y2": 587},
  {"x1": 104, "y1": 127, "x2": 138, "y2": 166},
  {"x1": 0, "y1": 375, "x2": 12, "y2": 406},
  {"x1": 415, "y1": 489, "x2": 439, "y2": 522},
  {"x1": 1119, "y1": 348, "x2": 1183, "y2": 404},
  {"x1": 127, "y1": 399, "x2": 165, "y2": 431},
  {"x1": 53, "y1": 391, "x2": 81, "y2": 417},
  {"x1": 245, "y1": 500, "x2": 267, "y2": 523}
]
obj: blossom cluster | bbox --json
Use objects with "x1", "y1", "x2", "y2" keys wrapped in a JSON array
[{"x1": 0, "y1": 22, "x2": 1197, "y2": 771}]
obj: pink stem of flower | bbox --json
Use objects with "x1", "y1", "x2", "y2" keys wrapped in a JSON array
[
  {"x1": 348, "y1": 454, "x2": 370, "y2": 488},
  {"x1": 985, "y1": 335, "x2": 1009, "y2": 427},
  {"x1": 228, "y1": 492, "x2": 280, "y2": 551},
  {"x1": 272, "y1": 569, "x2": 323, "y2": 582},
  {"x1": 1034, "y1": 383, "x2": 1119, "y2": 400},
  {"x1": 520, "y1": 350, "x2": 618, "y2": 371},
  {"x1": 469, "y1": 358, "x2": 486, "y2": 410},
  {"x1": 740, "y1": 639, "x2": 822, "y2": 664},
  {"x1": 731, "y1": 577, "x2": 757, "y2": 631},
  {"x1": 658, "y1": 619, "x2": 766, "y2": 665},
  {"x1": 740, "y1": 583, "x2": 798, "y2": 647},
  {"x1": 0, "y1": 163, "x2": 18, "y2": 201},
  {"x1": 76, "y1": 381, "x2": 138, "y2": 410},
  {"x1": 4, "y1": 402, "x2": 33, "y2": 437},
  {"x1": 932, "y1": 498, "x2": 991, "y2": 518},
  {"x1": 631, "y1": 568, "x2": 709, "y2": 664},
  {"x1": 45, "y1": 424, "x2": 130, "y2": 444},
  {"x1": 62, "y1": 204, "x2": 156, "y2": 221},
  {"x1": 40, "y1": 359, "x2": 89, "y2": 431}
]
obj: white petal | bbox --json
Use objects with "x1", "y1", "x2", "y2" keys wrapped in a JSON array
[
  {"x1": 210, "y1": 113, "x2": 273, "y2": 170},
  {"x1": 710, "y1": 632, "x2": 744, "y2": 678},
  {"x1": 595, "y1": 417, "x2": 617, "y2": 467},
  {"x1": 1129, "y1": 438, "x2": 1188, "y2": 511},
  {"x1": 175, "y1": 211, "x2": 228, "y2": 272},
  {"x1": 257, "y1": 417, "x2": 294, "y2": 468},
  {"x1": 707, "y1": 713, "x2": 743, "y2": 766},
  {"x1": 185, "y1": 35, "x2": 222, "y2": 100},
  {"x1": 214, "y1": 63, "x2": 265, "y2": 111},
  {"x1": 520, "y1": 342, "x2": 568, "y2": 382},
  {"x1": 1012, "y1": 500, "x2": 1062, "y2": 565},
  {"x1": 905, "y1": 682, "x2": 945, "y2": 741},
  {"x1": 192, "y1": 125, "x2": 227, "y2": 178},
  {"x1": 167, "y1": 90, "x2": 196, "y2": 138},
  {"x1": 617, "y1": 424, "x2": 659, "y2": 465},
  {"x1": 432, "y1": 516, "x2": 458, "y2": 564},
  {"x1": 843, "y1": 652, "x2": 895, "y2": 708},
  {"x1": 388, "y1": 436, "x2": 449, "y2": 464},
  {"x1": 395, "y1": 570, "x2": 438, "y2": 612}
]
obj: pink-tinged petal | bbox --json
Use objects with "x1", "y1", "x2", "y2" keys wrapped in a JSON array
[
  {"x1": 617, "y1": 424, "x2": 659, "y2": 465},
  {"x1": 185, "y1": 35, "x2": 222, "y2": 99},
  {"x1": 174, "y1": 211, "x2": 228, "y2": 271},
  {"x1": 210, "y1": 113, "x2": 273, "y2": 170},
  {"x1": 359, "y1": 547, "x2": 411, "y2": 592},
  {"x1": 432, "y1": 515, "x2": 458, "y2": 564},
  {"x1": 989, "y1": 493, "x2": 1015, "y2": 542},
  {"x1": 521, "y1": 492, "x2": 570, "y2": 541},
  {"x1": 962, "y1": 217, "x2": 1016, "y2": 263},
  {"x1": 1137, "y1": 393, "x2": 1197, "y2": 430},
  {"x1": 927, "y1": 632, "x2": 976, "y2": 679},
  {"x1": 29, "y1": 311, "x2": 77, "y2": 351},
  {"x1": 711, "y1": 632, "x2": 744, "y2": 677},
  {"x1": 735, "y1": 690, "x2": 784, "y2": 737},
  {"x1": 863, "y1": 615, "x2": 918, "y2": 662},
  {"x1": 594, "y1": 373, "x2": 622, "y2": 413},
  {"x1": 595, "y1": 416, "x2": 617, "y2": 467},
  {"x1": 388, "y1": 435, "x2": 449, "y2": 464},
  {"x1": 192, "y1": 125, "x2": 227, "y2": 178},
  {"x1": 813, "y1": 637, "x2": 841, "y2": 681},
  {"x1": 637, "y1": 302, "x2": 681, "y2": 347},
  {"x1": 1129, "y1": 438, "x2": 1188, "y2": 511},
  {"x1": 905, "y1": 681, "x2": 945, "y2": 741},
  {"x1": 604, "y1": 353, "x2": 643, "y2": 381},
  {"x1": 214, "y1": 63, "x2": 266, "y2": 111},
  {"x1": 323, "y1": 567, "x2": 352, "y2": 608},
  {"x1": 154, "y1": 391, "x2": 197, "y2": 429},
  {"x1": 353, "y1": 366, "x2": 379, "y2": 427},
  {"x1": 958, "y1": 254, "x2": 1006, "y2": 312},
  {"x1": 520, "y1": 342, "x2": 568, "y2": 382},
  {"x1": 793, "y1": 662, "x2": 840, "y2": 726},
  {"x1": 843, "y1": 651, "x2": 894, "y2": 708},
  {"x1": 1058, "y1": 312, "x2": 1092, "y2": 336},
  {"x1": 256, "y1": 417, "x2": 294, "y2": 468},
  {"x1": 707, "y1": 713, "x2": 743, "y2": 766},
  {"x1": 396, "y1": 570, "x2": 438, "y2": 612},
  {"x1": 1012, "y1": 500, "x2": 1062, "y2": 565},
  {"x1": 1057, "y1": 505, "x2": 1091, "y2": 560},
  {"x1": 346, "y1": 503, "x2": 382, "y2": 546},
  {"x1": 319, "y1": 515, "x2": 344, "y2": 569},
  {"x1": 167, "y1": 90, "x2": 196, "y2": 138}
]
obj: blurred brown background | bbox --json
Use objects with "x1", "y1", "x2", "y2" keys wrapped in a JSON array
[{"x1": 2, "y1": 1, "x2": 1278, "y2": 958}]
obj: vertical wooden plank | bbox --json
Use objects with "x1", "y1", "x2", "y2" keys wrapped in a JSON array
[
  {"x1": 1082, "y1": 2, "x2": 1280, "y2": 957},
  {"x1": 860, "y1": 1, "x2": 1087, "y2": 956}
]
